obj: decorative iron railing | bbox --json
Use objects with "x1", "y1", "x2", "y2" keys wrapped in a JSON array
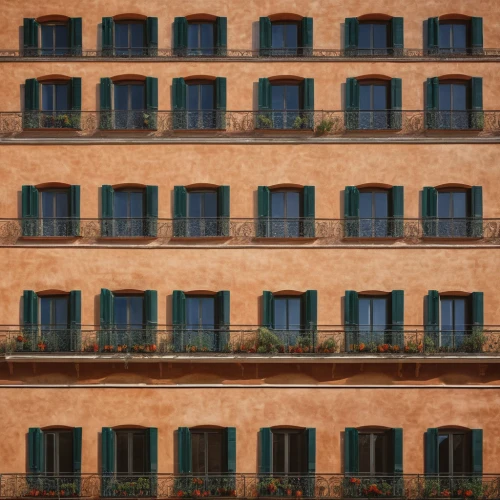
[
  {"x1": 1, "y1": 110, "x2": 500, "y2": 137},
  {"x1": 0, "y1": 474, "x2": 498, "y2": 499},
  {"x1": 2, "y1": 218, "x2": 500, "y2": 245},
  {"x1": 2, "y1": 47, "x2": 500, "y2": 59},
  {"x1": 1, "y1": 326, "x2": 499, "y2": 356}
]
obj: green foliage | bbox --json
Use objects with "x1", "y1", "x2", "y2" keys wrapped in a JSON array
[
  {"x1": 257, "y1": 114, "x2": 273, "y2": 129},
  {"x1": 462, "y1": 328, "x2": 486, "y2": 353},
  {"x1": 256, "y1": 327, "x2": 284, "y2": 353},
  {"x1": 292, "y1": 116, "x2": 310, "y2": 130},
  {"x1": 315, "y1": 119, "x2": 335, "y2": 135},
  {"x1": 318, "y1": 337, "x2": 338, "y2": 353}
]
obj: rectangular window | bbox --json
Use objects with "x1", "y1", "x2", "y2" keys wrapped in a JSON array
[
  {"x1": 272, "y1": 430, "x2": 306, "y2": 475},
  {"x1": 438, "y1": 83, "x2": 470, "y2": 129},
  {"x1": 358, "y1": 23, "x2": 389, "y2": 54},
  {"x1": 114, "y1": 22, "x2": 146, "y2": 56},
  {"x1": 437, "y1": 190, "x2": 469, "y2": 237},
  {"x1": 115, "y1": 430, "x2": 147, "y2": 475},
  {"x1": 359, "y1": 84, "x2": 389, "y2": 129},
  {"x1": 41, "y1": 83, "x2": 71, "y2": 124},
  {"x1": 185, "y1": 296, "x2": 216, "y2": 350},
  {"x1": 44, "y1": 430, "x2": 73, "y2": 475},
  {"x1": 359, "y1": 431, "x2": 392, "y2": 475},
  {"x1": 440, "y1": 297, "x2": 470, "y2": 348},
  {"x1": 359, "y1": 296, "x2": 389, "y2": 345},
  {"x1": 40, "y1": 295, "x2": 70, "y2": 351},
  {"x1": 191, "y1": 429, "x2": 224, "y2": 474},
  {"x1": 439, "y1": 22, "x2": 468, "y2": 53},
  {"x1": 187, "y1": 191, "x2": 218, "y2": 236},
  {"x1": 438, "y1": 432, "x2": 469, "y2": 475},
  {"x1": 270, "y1": 191, "x2": 301, "y2": 237},
  {"x1": 270, "y1": 85, "x2": 301, "y2": 129},
  {"x1": 114, "y1": 295, "x2": 144, "y2": 328},
  {"x1": 187, "y1": 23, "x2": 215, "y2": 55},
  {"x1": 359, "y1": 191, "x2": 389, "y2": 237},
  {"x1": 186, "y1": 83, "x2": 215, "y2": 129},
  {"x1": 271, "y1": 23, "x2": 299, "y2": 54},
  {"x1": 113, "y1": 190, "x2": 145, "y2": 236},
  {"x1": 113, "y1": 83, "x2": 146, "y2": 129},
  {"x1": 41, "y1": 24, "x2": 69, "y2": 56},
  {"x1": 40, "y1": 189, "x2": 70, "y2": 236}
]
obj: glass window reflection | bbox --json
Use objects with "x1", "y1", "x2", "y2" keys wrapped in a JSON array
[
  {"x1": 271, "y1": 22, "x2": 299, "y2": 55},
  {"x1": 439, "y1": 23, "x2": 468, "y2": 53},
  {"x1": 40, "y1": 190, "x2": 70, "y2": 236},
  {"x1": 41, "y1": 84, "x2": 70, "y2": 112},
  {"x1": 113, "y1": 83, "x2": 145, "y2": 129},
  {"x1": 440, "y1": 297, "x2": 469, "y2": 348},
  {"x1": 114, "y1": 22, "x2": 146, "y2": 56},
  {"x1": 113, "y1": 190, "x2": 144, "y2": 236},
  {"x1": 185, "y1": 296, "x2": 216, "y2": 350},
  {"x1": 191, "y1": 430, "x2": 224, "y2": 475},
  {"x1": 438, "y1": 83, "x2": 469, "y2": 129}
]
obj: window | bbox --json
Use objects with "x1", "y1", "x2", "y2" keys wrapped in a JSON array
[
  {"x1": 439, "y1": 21, "x2": 469, "y2": 54},
  {"x1": 114, "y1": 295, "x2": 145, "y2": 329},
  {"x1": 187, "y1": 81, "x2": 215, "y2": 129},
  {"x1": 114, "y1": 22, "x2": 146, "y2": 56},
  {"x1": 438, "y1": 82, "x2": 469, "y2": 129},
  {"x1": 188, "y1": 22, "x2": 215, "y2": 56},
  {"x1": 359, "y1": 190, "x2": 389, "y2": 237},
  {"x1": 270, "y1": 190, "x2": 302, "y2": 237},
  {"x1": 40, "y1": 82, "x2": 71, "y2": 128},
  {"x1": 271, "y1": 83, "x2": 301, "y2": 129},
  {"x1": 40, "y1": 295, "x2": 70, "y2": 351},
  {"x1": 113, "y1": 189, "x2": 145, "y2": 236},
  {"x1": 359, "y1": 296, "x2": 389, "y2": 345},
  {"x1": 359, "y1": 81, "x2": 390, "y2": 129},
  {"x1": 185, "y1": 296, "x2": 217, "y2": 350},
  {"x1": 437, "y1": 190, "x2": 469, "y2": 237},
  {"x1": 358, "y1": 22, "x2": 390, "y2": 55},
  {"x1": 187, "y1": 190, "x2": 218, "y2": 236},
  {"x1": 40, "y1": 189, "x2": 71, "y2": 236},
  {"x1": 271, "y1": 22, "x2": 300, "y2": 55},
  {"x1": 438, "y1": 431, "x2": 470, "y2": 475},
  {"x1": 113, "y1": 82, "x2": 146, "y2": 129},
  {"x1": 274, "y1": 297, "x2": 302, "y2": 332},
  {"x1": 359, "y1": 431, "x2": 392, "y2": 475},
  {"x1": 191, "y1": 429, "x2": 225, "y2": 474},
  {"x1": 440, "y1": 296, "x2": 470, "y2": 348},
  {"x1": 115, "y1": 429, "x2": 147, "y2": 475},
  {"x1": 272, "y1": 429, "x2": 307, "y2": 475},
  {"x1": 41, "y1": 23, "x2": 69, "y2": 56},
  {"x1": 44, "y1": 429, "x2": 73, "y2": 475}
]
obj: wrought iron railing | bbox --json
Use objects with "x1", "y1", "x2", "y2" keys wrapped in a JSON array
[
  {"x1": 1, "y1": 110, "x2": 500, "y2": 137},
  {"x1": 2, "y1": 218, "x2": 500, "y2": 245},
  {"x1": 0, "y1": 474, "x2": 498, "y2": 499},
  {"x1": 2, "y1": 47, "x2": 500, "y2": 59},
  {"x1": 1, "y1": 326, "x2": 499, "y2": 356}
]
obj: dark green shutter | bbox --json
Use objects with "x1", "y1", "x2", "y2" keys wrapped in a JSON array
[
  {"x1": 425, "y1": 291, "x2": 439, "y2": 346},
  {"x1": 345, "y1": 78, "x2": 359, "y2": 130},
  {"x1": 471, "y1": 429, "x2": 483, "y2": 476},
  {"x1": 25, "y1": 78, "x2": 40, "y2": 111},
  {"x1": 425, "y1": 428, "x2": 439, "y2": 474},
  {"x1": 217, "y1": 290, "x2": 230, "y2": 351},
  {"x1": 215, "y1": 77, "x2": 227, "y2": 129},
  {"x1": 101, "y1": 185, "x2": 114, "y2": 236},
  {"x1": 69, "y1": 184, "x2": 81, "y2": 236},
  {"x1": 22, "y1": 185, "x2": 39, "y2": 236},
  {"x1": 257, "y1": 186, "x2": 271, "y2": 237},
  {"x1": 258, "y1": 78, "x2": 271, "y2": 110},
  {"x1": 144, "y1": 290, "x2": 158, "y2": 326},
  {"x1": 301, "y1": 18, "x2": 313, "y2": 55},
  {"x1": 172, "y1": 78, "x2": 187, "y2": 129},
  {"x1": 391, "y1": 18, "x2": 404, "y2": 50},
  {"x1": 100, "y1": 289, "x2": 114, "y2": 328},
  {"x1": 102, "y1": 17, "x2": 113, "y2": 53},
  {"x1": 345, "y1": 18, "x2": 359, "y2": 51},
  {"x1": 259, "y1": 428, "x2": 272, "y2": 474},
  {"x1": 426, "y1": 77, "x2": 439, "y2": 129},
  {"x1": 344, "y1": 186, "x2": 360, "y2": 237},
  {"x1": 173, "y1": 186, "x2": 187, "y2": 237},
  {"x1": 471, "y1": 78, "x2": 484, "y2": 129},
  {"x1": 173, "y1": 290, "x2": 186, "y2": 351},
  {"x1": 101, "y1": 427, "x2": 115, "y2": 496},
  {"x1": 302, "y1": 79, "x2": 315, "y2": 129},
  {"x1": 427, "y1": 18, "x2": 439, "y2": 52},
  {"x1": 217, "y1": 186, "x2": 230, "y2": 236},
  {"x1": 145, "y1": 185, "x2": 158, "y2": 237},
  {"x1": 145, "y1": 77, "x2": 158, "y2": 130},
  {"x1": 146, "y1": 17, "x2": 158, "y2": 55},
  {"x1": 344, "y1": 428, "x2": 359, "y2": 474},
  {"x1": 391, "y1": 186, "x2": 404, "y2": 237},
  {"x1": 178, "y1": 427, "x2": 192, "y2": 473},
  {"x1": 216, "y1": 17, "x2": 227, "y2": 56},
  {"x1": 391, "y1": 290, "x2": 404, "y2": 346},
  {"x1": 471, "y1": 186, "x2": 483, "y2": 238},
  {"x1": 225, "y1": 427, "x2": 236, "y2": 473},
  {"x1": 263, "y1": 291, "x2": 274, "y2": 327},
  {"x1": 69, "y1": 18, "x2": 82, "y2": 55},
  {"x1": 471, "y1": 18, "x2": 483, "y2": 51},
  {"x1": 99, "y1": 77, "x2": 112, "y2": 129},
  {"x1": 306, "y1": 428, "x2": 316, "y2": 476},
  {"x1": 303, "y1": 186, "x2": 315, "y2": 237},
  {"x1": 73, "y1": 427, "x2": 82, "y2": 474},
  {"x1": 422, "y1": 187, "x2": 437, "y2": 237},
  {"x1": 28, "y1": 428, "x2": 44, "y2": 473},
  {"x1": 345, "y1": 291, "x2": 359, "y2": 351},
  {"x1": 305, "y1": 290, "x2": 318, "y2": 331},
  {"x1": 390, "y1": 78, "x2": 402, "y2": 129},
  {"x1": 259, "y1": 17, "x2": 272, "y2": 56},
  {"x1": 472, "y1": 292, "x2": 484, "y2": 328},
  {"x1": 147, "y1": 427, "x2": 158, "y2": 473},
  {"x1": 69, "y1": 290, "x2": 82, "y2": 351},
  {"x1": 173, "y1": 17, "x2": 188, "y2": 53},
  {"x1": 392, "y1": 428, "x2": 403, "y2": 474},
  {"x1": 71, "y1": 78, "x2": 82, "y2": 128},
  {"x1": 23, "y1": 290, "x2": 38, "y2": 326},
  {"x1": 23, "y1": 19, "x2": 39, "y2": 50}
]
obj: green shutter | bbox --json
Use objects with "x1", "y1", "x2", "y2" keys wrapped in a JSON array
[
  {"x1": 25, "y1": 79, "x2": 40, "y2": 111},
  {"x1": 306, "y1": 428, "x2": 316, "y2": 474},
  {"x1": 23, "y1": 19, "x2": 39, "y2": 50},
  {"x1": 215, "y1": 77, "x2": 227, "y2": 129},
  {"x1": 217, "y1": 186, "x2": 230, "y2": 236},
  {"x1": 145, "y1": 77, "x2": 158, "y2": 129},
  {"x1": 471, "y1": 78, "x2": 484, "y2": 129},
  {"x1": 471, "y1": 186, "x2": 483, "y2": 238},
  {"x1": 259, "y1": 17, "x2": 272, "y2": 55},
  {"x1": 28, "y1": 428, "x2": 44, "y2": 473},
  {"x1": 258, "y1": 78, "x2": 271, "y2": 110},
  {"x1": 173, "y1": 17, "x2": 188, "y2": 53},
  {"x1": 391, "y1": 18, "x2": 404, "y2": 50},
  {"x1": 100, "y1": 289, "x2": 114, "y2": 328},
  {"x1": 471, "y1": 429, "x2": 483, "y2": 476},
  {"x1": 390, "y1": 78, "x2": 402, "y2": 129},
  {"x1": 391, "y1": 290, "x2": 404, "y2": 346},
  {"x1": 146, "y1": 17, "x2": 158, "y2": 55},
  {"x1": 217, "y1": 290, "x2": 230, "y2": 351},
  {"x1": 23, "y1": 290, "x2": 38, "y2": 326},
  {"x1": 69, "y1": 185, "x2": 81, "y2": 236},
  {"x1": 69, "y1": 290, "x2": 82, "y2": 351},
  {"x1": 301, "y1": 18, "x2": 313, "y2": 55},
  {"x1": 147, "y1": 427, "x2": 158, "y2": 473},
  {"x1": 73, "y1": 427, "x2": 82, "y2": 474},
  {"x1": 422, "y1": 187, "x2": 437, "y2": 236},
  {"x1": 472, "y1": 292, "x2": 484, "y2": 328},
  {"x1": 345, "y1": 78, "x2": 359, "y2": 130},
  {"x1": 178, "y1": 427, "x2": 192, "y2": 473},
  {"x1": 427, "y1": 18, "x2": 439, "y2": 52},
  {"x1": 173, "y1": 290, "x2": 186, "y2": 351},
  {"x1": 225, "y1": 427, "x2": 236, "y2": 473},
  {"x1": 69, "y1": 18, "x2": 82, "y2": 55},
  {"x1": 172, "y1": 78, "x2": 187, "y2": 129},
  {"x1": 22, "y1": 185, "x2": 39, "y2": 236},
  {"x1": 101, "y1": 427, "x2": 115, "y2": 474},
  {"x1": 145, "y1": 185, "x2": 158, "y2": 237},
  {"x1": 302, "y1": 79, "x2": 315, "y2": 128},
  {"x1": 263, "y1": 291, "x2": 274, "y2": 327},
  {"x1": 259, "y1": 428, "x2": 272, "y2": 474},
  {"x1": 173, "y1": 186, "x2": 187, "y2": 237},
  {"x1": 257, "y1": 186, "x2": 271, "y2": 237},
  {"x1": 216, "y1": 17, "x2": 227, "y2": 56},
  {"x1": 425, "y1": 291, "x2": 439, "y2": 344},
  {"x1": 303, "y1": 186, "x2": 315, "y2": 237},
  {"x1": 101, "y1": 185, "x2": 114, "y2": 236},
  {"x1": 344, "y1": 18, "x2": 359, "y2": 50},
  {"x1": 144, "y1": 290, "x2": 158, "y2": 326},
  {"x1": 391, "y1": 186, "x2": 404, "y2": 237},
  {"x1": 345, "y1": 291, "x2": 359, "y2": 351},
  {"x1": 71, "y1": 78, "x2": 82, "y2": 127},
  {"x1": 392, "y1": 428, "x2": 403, "y2": 474},
  {"x1": 344, "y1": 186, "x2": 360, "y2": 237},
  {"x1": 344, "y1": 428, "x2": 359, "y2": 474},
  {"x1": 99, "y1": 78, "x2": 112, "y2": 130},
  {"x1": 471, "y1": 18, "x2": 483, "y2": 50},
  {"x1": 102, "y1": 17, "x2": 113, "y2": 53},
  {"x1": 426, "y1": 77, "x2": 439, "y2": 129},
  {"x1": 425, "y1": 428, "x2": 439, "y2": 474},
  {"x1": 305, "y1": 290, "x2": 318, "y2": 331}
]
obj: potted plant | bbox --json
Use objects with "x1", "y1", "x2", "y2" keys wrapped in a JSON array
[
  {"x1": 315, "y1": 118, "x2": 335, "y2": 135},
  {"x1": 318, "y1": 338, "x2": 338, "y2": 353},
  {"x1": 37, "y1": 339, "x2": 47, "y2": 351},
  {"x1": 256, "y1": 114, "x2": 274, "y2": 129}
]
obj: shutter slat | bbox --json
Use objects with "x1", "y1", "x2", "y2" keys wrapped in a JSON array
[
  {"x1": 217, "y1": 291, "x2": 230, "y2": 351},
  {"x1": 345, "y1": 78, "x2": 359, "y2": 130},
  {"x1": 257, "y1": 186, "x2": 270, "y2": 237},
  {"x1": 148, "y1": 427, "x2": 158, "y2": 473},
  {"x1": 100, "y1": 289, "x2": 114, "y2": 328},
  {"x1": 472, "y1": 292, "x2": 484, "y2": 328},
  {"x1": 263, "y1": 291, "x2": 274, "y2": 327},
  {"x1": 225, "y1": 427, "x2": 236, "y2": 474},
  {"x1": 422, "y1": 187, "x2": 437, "y2": 236},
  {"x1": 391, "y1": 290, "x2": 404, "y2": 346},
  {"x1": 258, "y1": 78, "x2": 271, "y2": 110},
  {"x1": 23, "y1": 19, "x2": 39, "y2": 49},
  {"x1": 69, "y1": 290, "x2": 82, "y2": 351},
  {"x1": 73, "y1": 427, "x2": 83, "y2": 474},
  {"x1": 173, "y1": 17, "x2": 188, "y2": 52},
  {"x1": 301, "y1": 18, "x2": 313, "y2": 54},
  {"x1": 28, "y1": 428, "x2": 44, "y2": 473},
  {"x1": 217, "y1": 186, "x2": 230, "y2": 236},
  {"x1": 306, "y1": 428, "x2": 316, "y2": 474},
  {"x1": 305, "y1": 290, "x2": 318, "y2": 331},
  {"x1": 425, "y1": 428, "x2": 439, "y2": 474},
  {"x1": 471, "y1": 18, "x2": 483, "y2": 50},
  {"x1": 101, "y1": 427, "x2": 115, "y2": 474},
  {"x1": 471, "y1": 429, "x2": 483, "y2": 476},
  {"x1": 101, "y1": 185, "x2": 114, "y2": 236},
  {"x1": 69, "y1": 18, "x2": 82, "y2": 55},
  {"x1": 344, "y1": 186, "x2": 359, "y2": 237},
  {"x1": 425, "y1": 291, "x2": 440, "y2": 345},
  {"x1": 215, "y1": 77, "x2": 227, "y2": 129},
  {"x1": 259, "y1": 17, "x2": 272, "y2": 55},
  {"x1": 259, "y1": 428, "x2": 272, "y2": 474},
  {"x1": 471, "y1": 186, "x2": 483, "y2": 238},
  {"x1": 172, "y1": 78, "x2": 187, "y2": 129},
  {"x1": 23, "y1": 290, "x2": 38, "y2": 326},
  {"x1": 391, "y1": 18, "x2": 404, "y2": 49},
  {"x1": 390, "y1": 78, "x2": 402, "y2": 129},
  {"x1": 345, "y1": 291, "x2": 359, "y2": 351},
  {"x1": 344, "y1": 428, "x2": 359, "y2": 474},
  {"x1": 427, "y1": 18, "x2": 439, "y2": 51},
  {"x1": 178, "y1": 427, "x2": 192, "y2": 473},
  {"x1": 392, "y1": 428, "x2": 403, "y2": 474},
  {"x1": 102, "y1": 17, "x2": 113, "y2": 52},
  {"x1": 146, "y1": 17, "x2": 158, "y2": 55},
  {"x1": 391, "y1": 186, "x2": 404, "y2": 237},
  {"x1": 216, "y1": 17, "x2": 227, "y2": 56},
  {"x1": 173, "y1": 291, "x2": 186, "y2": 351},
  {"x1": 145, "y1": 185, "x2": 158, "y2": 237},
  {"x1": 303, "y1": 186, "x2": 315, "y2": 237},
  {"x1": 344, "y1": 18, "x2": 359, "y2": 50},
  {"x1": 173, "y1": 186, "x2": 187, "y2": 237}
]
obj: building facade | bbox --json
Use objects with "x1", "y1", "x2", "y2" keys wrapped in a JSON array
[{"x1": 0, "y1": 0, "x2": 499, "y2": 499}]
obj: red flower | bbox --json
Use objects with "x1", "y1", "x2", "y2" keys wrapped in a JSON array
[
  {"x1": 464, "y1": 490, "x2": 473, "y2": 497},
  {"x1": 177, "y1": 491, "x2": 184, "y2": 497}
]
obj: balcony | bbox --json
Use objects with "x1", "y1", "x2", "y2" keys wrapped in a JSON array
[
  {"x1": 0, "y1": 474, "x2": 497, "y2": 499},
  {"x1": 1, "y1": 111, "x2": 499, "y2": 140},
  {"x1": 2, "y1": 326, "x2": 499, "y2": 357},
  {"x1": 3, "y1": 218, "x2": 500, "y2": 246}
]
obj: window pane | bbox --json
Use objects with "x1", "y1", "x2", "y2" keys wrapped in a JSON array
[
  {"x1": 360, "y1": 86, "x2": 371, "y2": 110},
  {"x1": 58, "y1": 432, "x2": 73, "y2": 474},
  {"x1": 359, "y1": 192, "x2": 373, "y2": 218},
  {"x1": 40, "y1": 297, "x2": 52, "y2": 326},
  {"x1": 439, "y1": 25, "x2": 452, "y2": 49},
  {"x1": 130, "y1": 24, "x2": 144, "y2": 48},
  {"x1": 358, "y1": 24, "x2": 371, "y2": 50},
  {"x1": 373, "y1": 85, "x2": 387, "y2": 110},
  {"x1": 186, "y1": 297, "x2": 200, "y2": 328},
  {"x1": 285, "y1": 25, "x2": 298, "y2": 49},
  {"x1": 438, "y1": 192, "x2": 451, "y2": 218},
  {"x1": 191, "y1": 432, "x2": 206, "y2": 474},
  {"x1": 187, "y1": 85, "x2": 200, "y2": 111},
  {"x1": 128, "y1": 296, "x2": 144, "y2": 327},
  {"x1": 201, "y1": 298, "x2": 215, "y2": 328},
  {"x1": 288, "y1": 298, "x2": 302, "y2": 330},
  {"x1": 372, "y1": 298, "x2": 387, "y2": 331},
  {"x1": 453, "y1": 299, "x2": 467, "y2": 331},
  {"x1": 272, "y1": 433, "x2": 285, "y2": 474},
  {"x1": 441, "y1": 298, "x2": 454, "y2": 331},
  {"x1": 130, "y1": 85, "x2": 145, "y2": 110},
  {"x1": 45, "y1": 433, "x2": 56, "y2": 474},
  {"x1": 55, "y1": 85, "x2": 69, "y2": 111},
  {"x1": 359, "y1": 298, "x2": 371, "y2": 329},
  {"x1": 55, "y1": 192, "x2": 69, "y2": 217},
  {"x1": 42, "y1": 191, "x2": 56, "y2": 218},
  {"x1": 452, "y1": 192, "x2": 467, "y2": 218},
  {"x1": 453, "y1": 434, "x2": 465, "y2": 474},
  {"x1": 271, "y1": 192, "x2": 285, "y2": 218},
  {"x1": 203, "y1": 192, "x2": 217, "y2": 218},
  {"x1": 207, "y1": 432, "x2": 223, "y2": 473},
  {"x1": 373, "y1": 434, "x2": 386, "y2": 474},
  {"x1": 200, "y1": 85, "x2": 214, "y2": 110},
  {"x1": 42, "y1": 85, "x2": 54, "y2": 111},
  {"x1": 272, "y1": 86, "x2": 285, "y2": 110},
  {"x1": 452, "y1": 25, "x2": 467, "y2": 50},
  {"x1": 374, "y1": 192, "x2": 388, "y2": 218},
  {"x1": 114, "y1": 85, "x2": 129, "y2": 111},
  {"x1": 41, "y1": 25, "x2": 54, "y2": 50},
  {"x1": 286, "y1": 192, "x2": 300, "y2": 218},
  {"x1": 439, "y1": 85, "x2": 452, "y2": 111},
  {"x1": 114, "y1": 296, "x2": 128, "y2": 327},
  {"x1": 373, "y1": 24, "x2": 387, "y2": 49},
  {"x1": 129, "y1": 192, "x2": 144, "y2": 218},
  {"x1": 188, "y1": 24, "x2": 199, "y2": 49},
  {"x1": 55, "y1": 25, "x2": 69, "y2": 50},
  {"x1": 438, "y1": 435, "x2": 450, "y2": 474},
  {"x1": 452, "y1": 84, "x2": 467, "y2": 111},
  {"x1": 115, "y1": 24, "x2": 129, "y2": 48},
  {"x1": 358, "y1": 434, "x2": 371, "y2": 474},
  {"x1": 274, "y1": 298, "x2": 288, "y2": 330},
  {"x1": 285, "y1": 86, "x2": 300, "y2": 110},
  {"x1": 132, "y1": 433, "x2": 146, "y2": 474},
  {"x1": 272, "y1": 25, "x2": 285, "y2": 49},
  {"x1": 54, "y1": 297, "x2": 69, "y2": 327},
  {"x1": 188, "y1": 193, "x2": 202, "y2": 217},
  {"x1": 288, "y1": 432, "x2": 304, "y2": 473},
  {"x1": 114, "y1": 191, "x2": 129, "y2": 217},
  {"x1": 200, "y1": 24, "x2": 214, "y2": 50},
  {"x1": 116, "y1": 433, "x2": 129, "y2": 474}
]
